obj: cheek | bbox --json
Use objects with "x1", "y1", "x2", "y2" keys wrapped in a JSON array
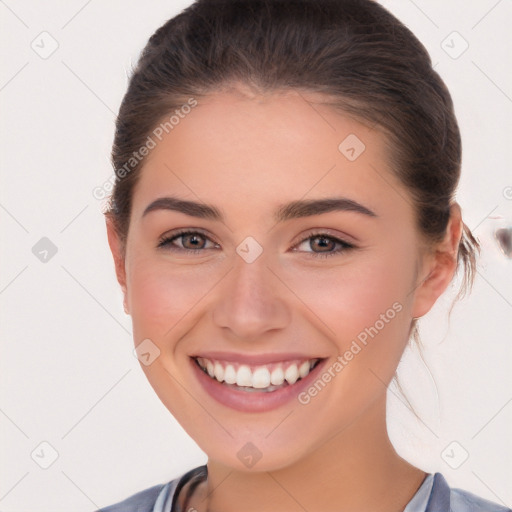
[
  {"x1": 125, "y1": 257, "x2": 216, "y2": 419},
  {"x1": 283, "y1": 259, "x2": 415, "y2": 426},
  {"x1": 283, "y1": 255, "x2": 414, "y2": 343},
  {"x1": 126, "y1": 256, "x2": 213, "y2": 342}
]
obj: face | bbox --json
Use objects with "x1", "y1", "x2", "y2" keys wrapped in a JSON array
[{"x1": 108, "y1": 86, "x2": 449, "y2": 472}]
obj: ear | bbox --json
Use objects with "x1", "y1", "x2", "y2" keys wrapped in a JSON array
[
  {"x1": 411, "y1": 203, "x2": 463, "y2": 319},
  {"x1": 105, "y1": 216, "x2": 129, "y2": 314}
]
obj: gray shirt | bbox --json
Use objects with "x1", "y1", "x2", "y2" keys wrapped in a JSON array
[{"x1": 95, "y1": 468, "x2": 511, "y2": 512}]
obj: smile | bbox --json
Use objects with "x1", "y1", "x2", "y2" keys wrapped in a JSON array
[{"x1": 194, "y1": 356, "x2": 322, "y2": 392}]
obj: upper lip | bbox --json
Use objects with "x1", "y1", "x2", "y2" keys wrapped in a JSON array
[{"x1": 191, "y1": 351, "x2": 326, "y2": 365}]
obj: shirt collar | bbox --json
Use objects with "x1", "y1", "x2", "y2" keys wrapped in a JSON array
[
  {"x1": 153, "y1": 470, "x2": 453, "y2": 512},
  {"x1": 404, "y1": 473, "x2": 434, "y2": 512},
  {"x1": 425, "y1": 473, "x2": 451, "y2": 512}
]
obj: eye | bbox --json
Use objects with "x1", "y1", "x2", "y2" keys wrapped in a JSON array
[
  {"x1": 292, "y1": 231, "x2": 356, "y2": 258},
  {"x1": 157, "y1": 229, "x2": 219, "y2": 253},
  {"x1": 157, "y1": 229, "x2": 356, "y2": 258}
]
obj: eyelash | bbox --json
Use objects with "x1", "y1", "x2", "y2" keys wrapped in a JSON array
[{"x1": 157, "y1": 229, "x2": 356, "y2": 259}]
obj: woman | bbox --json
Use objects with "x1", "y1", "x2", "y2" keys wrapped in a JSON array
[{"x1": 97, "y1": 0, "x2": 510, "y2": 510}]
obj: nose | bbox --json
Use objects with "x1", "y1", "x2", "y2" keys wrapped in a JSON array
[{"x1": 212, "y1": 252, "x2": 291, "y2": 341}]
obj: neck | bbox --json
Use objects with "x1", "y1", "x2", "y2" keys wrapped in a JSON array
[{"x1": 183, "y1": 397, "x2": 427, "y2": 512}]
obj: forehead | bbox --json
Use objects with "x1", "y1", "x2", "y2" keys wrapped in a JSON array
[{"x1": 132, "y1": 88, "x2": 411, "y2": 223}]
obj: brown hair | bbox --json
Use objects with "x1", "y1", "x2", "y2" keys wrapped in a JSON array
[{"x1": 107, "y1": 0, "x2": 479, "y2": 344}]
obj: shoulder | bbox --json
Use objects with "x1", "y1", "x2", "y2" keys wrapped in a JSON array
[
  {"x1": 430, "y1": 473, "x2": 511, "y2": 512},
  {"x1": 93, "y1": 481, "x2": 170, "y2": 512},
  {"x1": 450, "y1": 487, "x2": 511, "y2": 512},
  {"x1": 93, "y1": 465, "x2": 207, "y2": 512}
]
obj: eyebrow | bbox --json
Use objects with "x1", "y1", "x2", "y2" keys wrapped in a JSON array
[{"x1": 142, "y1": 196, "x2": 377, "y2": 222}]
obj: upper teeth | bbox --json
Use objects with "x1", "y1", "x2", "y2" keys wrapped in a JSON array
[{"x1": 196, "y1": 357, "x2": 318, "y2": 389}]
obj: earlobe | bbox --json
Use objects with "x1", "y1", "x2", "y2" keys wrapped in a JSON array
[
  {"x1": 411, "y1": 203, "x2": 463, "y2": 319},
  {"x1": 105, "y1": 216, "x2": 129, "y2": 312}
]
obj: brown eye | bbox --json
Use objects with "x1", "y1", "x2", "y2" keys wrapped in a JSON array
[
  {"x1": 158, "y1": 230, "x2": 219, "y2": 253},
  {"x1": 309, "y1": 235, "x2": 337, "y2": 252},
  {"x1": 293, "y1": 232, "x2": 356, "y2": 259},
  {"x1": 180, "y1": 233, "x2": 207, "y2": 250}
]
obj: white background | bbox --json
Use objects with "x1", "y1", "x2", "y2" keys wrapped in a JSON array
[{"x1": 1, "y1": 1, "x2": 511, "y2": 510}]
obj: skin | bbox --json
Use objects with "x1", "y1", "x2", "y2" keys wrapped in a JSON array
[{"x1": 106, "y1": 85, "x2": 463, "y2": 512}]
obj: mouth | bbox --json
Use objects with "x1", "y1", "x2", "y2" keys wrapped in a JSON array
[{"x1": 193, "y1": 356, "x2": 323, "y2": 393}]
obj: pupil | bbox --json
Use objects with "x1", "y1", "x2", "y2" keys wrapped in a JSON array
[
  {"x1": 185, "y1": 234, "x2": 203, "y2": 249},
  {"x1": 314, "y1": 236, "x2": 331, "y2": 251}
]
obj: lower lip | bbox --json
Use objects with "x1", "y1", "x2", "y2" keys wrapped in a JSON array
[{"x1": 190, "y1": 357, "x2": 327, "y2": 413}]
